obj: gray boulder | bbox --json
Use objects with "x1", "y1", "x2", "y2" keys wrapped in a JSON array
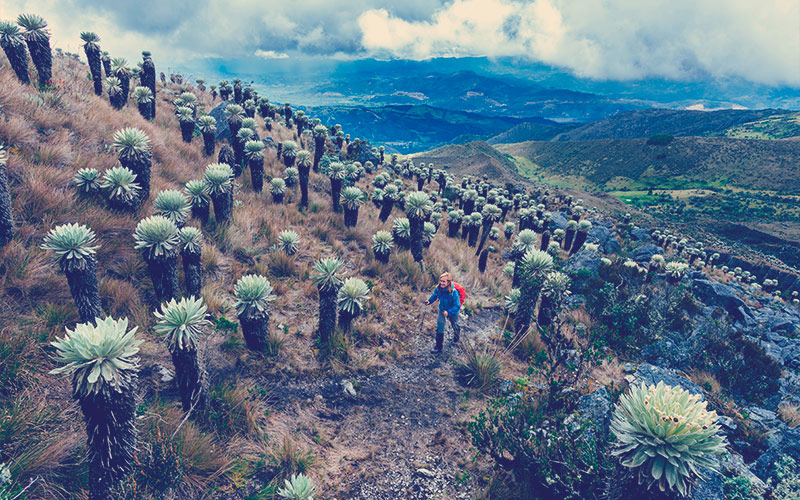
[
  {"x1": 641, "y1": 339, "x2": 691, "y2": 370},
  {"x1": 753, "y1": 425, "x2": 800, "y2": 479},
  {"x1": 209, "y1": 102, "x2": 231, "y2": 142},
  {"x1": 633, "y1": 363, "x2": 703, "y2": 396},
  {"x1": 577, "y1": 388, "x2": 612, "y2": 431},
  {"x1": 631, "y1": 243, "x2": 663, "y2": 262},
  {"x1": 550, "y1": 212, "x2": 568, "y2": 231},
  {"x1": 689, "y1": 468, "x2": 724, "y2": 500},
  {"x1": 631, "y1": 227, "x2": 653, "y2": 241},
  {"x1": 587, "y1": 224, "x2": 612, "y2": 246},
  {"x1": 585, "y1": 222, "x2": 623, "y2": 254},
  {"x1": 564, "y1": 250, "x2": 602, "y2": 275},
  {"x1": 691, "y1": 279, "x2": 753, "y2": 322},
  {"x1": 603, "y1": 236, "x2": 622, "y2": 255}
]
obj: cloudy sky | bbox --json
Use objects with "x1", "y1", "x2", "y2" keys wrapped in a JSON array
[{"x1": 2, "y1": 0, "x2": 798, "y2": 86}]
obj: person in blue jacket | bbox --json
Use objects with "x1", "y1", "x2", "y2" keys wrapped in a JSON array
[{"x1": 424, "y1": 272, "x2": 461, "y2": 353}]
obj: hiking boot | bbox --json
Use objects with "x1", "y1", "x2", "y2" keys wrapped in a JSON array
[{"x1": 431, "y1": 346, "x2": 443, "y2": 354}]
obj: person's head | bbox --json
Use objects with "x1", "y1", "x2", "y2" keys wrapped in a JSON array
[{"x1": 438, "y1": 272, "x2": 453, "y2": 292}]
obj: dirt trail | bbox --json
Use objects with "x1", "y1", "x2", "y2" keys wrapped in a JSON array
[{"x1": 265, "y1": 307, "x2": 504, "y2": 499}]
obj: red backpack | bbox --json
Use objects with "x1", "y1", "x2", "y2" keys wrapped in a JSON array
[{"x1": 452, "y1": 282, "x2": 466, "y2": 306}]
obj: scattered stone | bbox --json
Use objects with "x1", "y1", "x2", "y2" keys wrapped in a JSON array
[
  {"x1": 342, "y1": 380, "x2": 357, "y2": 397},
  {"x1": 753, "y1": 425, "x2": 800, "y2": 479},
  {"x1": 158, "y1": 365, "x2": 174, "y2": 382},
  {"x1": 719, "y1": 452, "x2": 767, "y2": 493},
  {"x1": 550, "y1": 212, "x2": 568, "y2": 230},
  {"x1": 577, "y1": 388, "x2": 612, "y2": 431},
  {"x1": 414, "y1": 468, "x2": 435, "y2": 479},
  {"x1": 716, "y1": 416, "x2": 737, "y2": 432}
]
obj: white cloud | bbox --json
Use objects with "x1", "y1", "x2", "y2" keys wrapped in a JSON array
[
  {"x1": 254, "y1": 49, "x2": 289, "y2": 59},
  {"x1": 2, "y1": 0, "x2": 796, "y2": 86},
  {"x1": 358, "y1": 0, "x2": 800, "y2": 86}
]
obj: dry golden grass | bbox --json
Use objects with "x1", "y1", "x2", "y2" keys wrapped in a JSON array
[
  {"x1": 689, "y1": 370, "x2": 723, "y2": 395},
  {"x1": 778, "y1": 402, "x2": 800, "y2": 428}
]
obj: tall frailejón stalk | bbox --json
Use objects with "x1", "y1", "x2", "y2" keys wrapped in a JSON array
[
  {"x1": 112, "y1": 128, "x2": 152, "y2": 204},
  {"x1": 312, "y1": 258, "x2": 344, "y2": 346},
  {"x1": 0, "y1": 146, "x2": 14, "y2": 248},
  {"x1": 178, "y1": 227, "x2": 203, "y2": 297},
  {"x1": 234, "y1": 274, "x2": 276, "y2": 352},
  {"x1": 50, "y1": 317, "x2": 141, "y2": 500},
  {"x1": 154, "y1": 296, "x2": 210, "y2": 412},
  {"x1": 81, "y1": 32, "x2": 102, "y2": 95},
  {"x1": 141, "y1": 51, "x2": 156, "y2": 118},
  {"x1": 17, "y1": 14, "x2": 51, "y2": 88},
  {"x1": 134, "y1": 215, "x2": 181, "y2": 303},
  {"x1": 41, "y1": 223, "x2": 104, "y2": 324},
  {"x1": 0, "y1": 22, "x2": 31, "y2": 84}
]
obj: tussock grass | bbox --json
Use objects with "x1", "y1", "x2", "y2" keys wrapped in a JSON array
[
  {"x1": 455, "y1": 343, "x2": 503, "y2": 393},
  {"x1": 269, "y1": 435, "x2": 316, "y2": 482},
  {"x1": 778, "y1": 403, "x2": 800, "y2": 428}
]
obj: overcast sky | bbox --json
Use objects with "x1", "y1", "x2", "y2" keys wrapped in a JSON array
[{"x1": 2, "y1": 0, "x2": 798, "y2": 86}]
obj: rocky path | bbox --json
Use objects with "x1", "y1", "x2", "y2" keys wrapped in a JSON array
[{"x1": 266, "y1": 308, "x2": 504, "y2": 499}]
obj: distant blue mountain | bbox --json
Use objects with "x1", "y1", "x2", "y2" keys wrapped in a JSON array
[
  {"x1": 176, "y1": 55, "x2": 799, "y2": 111},
  {"x1": 309, "y1": 69, "x2": 644, "y2": 121},
  {"x1": 174, "y1": 55, "x2": 798, "y2": 153},
  {"x1": 302, "y1": 103, "x2": 556, "y2": 153}
]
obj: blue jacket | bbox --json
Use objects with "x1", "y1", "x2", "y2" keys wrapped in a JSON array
[{"x1": 428, "y1": 286, "x2": 461, "y2": 315}]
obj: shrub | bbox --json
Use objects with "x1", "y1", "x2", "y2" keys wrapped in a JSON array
[
  {"x1": 722, "y1": 475, "x2": 760, "y2": 500},
  {"x1": 469, "y1": 380, "x2": 610, "y2": 498},
  {"x1": 647, "y1": 134, "x2": 674, "y2": 146},
  {"x1": 207, "y1": 382, "x2": 259, "y2": 436},
  {"x1": 270, "y1": 436, "x2": 315, "y2": 484},
  {"x1": 611, "y1": 381, "x2": 727, "y2": 497},
  {"x1": 269, "y1": 251, "x2": 296, "y2": 278},
  {"x1": 771, "y1": 455, "x2": 800, "y2": 499},
  {"x1": 694, "y1": 325, "x2": 781, "y2": 404}
]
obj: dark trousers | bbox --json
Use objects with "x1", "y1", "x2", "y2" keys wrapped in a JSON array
[{"x1": 435, "y1": 310, "x2": 461, "y2": 350}]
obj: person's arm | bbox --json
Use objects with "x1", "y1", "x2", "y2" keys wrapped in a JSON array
[
  {"x1": 426, "y1": 287, "x2": 439, "y2": 305},
  {"x1": 447, "y1": 289, "x2": 461, "y2": 315}
]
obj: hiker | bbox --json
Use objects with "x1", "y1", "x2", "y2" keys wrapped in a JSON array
[{"x1": 424, "y1": 272, "x2": 462, "y2": 353}]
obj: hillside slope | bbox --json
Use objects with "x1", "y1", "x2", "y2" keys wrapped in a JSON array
[
  {"x1": 303, "y1": 104, "x2": 525, "y2": 153},
  {"x1": 486, "y1": 119, "x2": 578, "y2": 144},
  {"x1": 0, "y1": 53, "x2": 521, "y2": 500},
  {"x1": 553, "y1": 108, "x2": 797, "y2": 141},
  {"x1": 409, "y1": 140, "x2": 521, "y2": 184},
  {"x1": 499, "y1": 136, "x2": 800, "y2": 193}
]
